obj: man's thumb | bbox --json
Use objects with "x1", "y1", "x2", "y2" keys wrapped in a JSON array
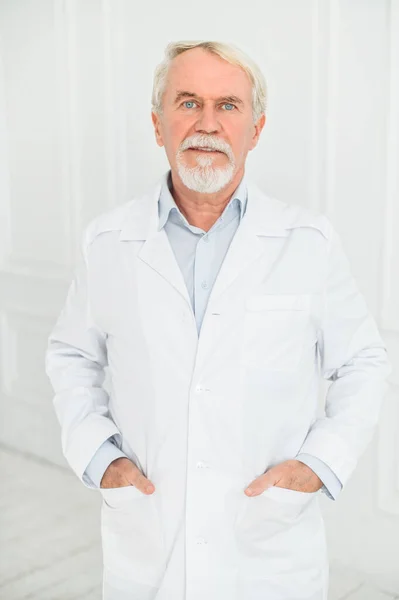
[
  {"x1": 127, "y1": 463, "x2": 155, "y2": 495},
  {"x1": 244, "y1": 467, "x2": 280, "y2": 497}
]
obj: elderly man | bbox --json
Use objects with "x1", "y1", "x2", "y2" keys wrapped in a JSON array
[{"x1": 45, "y1": 40, "x2": 390, "y2": 600}]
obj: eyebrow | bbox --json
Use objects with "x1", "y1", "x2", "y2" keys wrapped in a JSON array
[{"x1": 173, "y1": 90, "x2": 244, "y2": 106}]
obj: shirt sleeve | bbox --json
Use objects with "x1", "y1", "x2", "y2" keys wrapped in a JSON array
[
  {"x1": 83, "y1": 436, "x2": 128, "y2": 488},
  {"x1": 295, "y1": 452, "x2": 342, "y2": 501}
]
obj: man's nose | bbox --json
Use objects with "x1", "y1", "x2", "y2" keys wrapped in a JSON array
[{"x1": 194, "y1": 106, "x2": 221, "y2": 135}]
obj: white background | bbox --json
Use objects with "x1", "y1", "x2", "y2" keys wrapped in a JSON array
[{"x1": 0, "y1": 0, "x2": 398, "y2": 593}]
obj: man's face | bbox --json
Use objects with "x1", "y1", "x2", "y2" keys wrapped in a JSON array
[{"x1": 152, "y1": 48, "x2": 265, "y2": 193}]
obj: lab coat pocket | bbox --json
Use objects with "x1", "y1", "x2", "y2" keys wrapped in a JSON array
[
  {"x1": 237, "y1": 484, "x2": 318, "y2": 540},
  {"x1": 100, "y1": 484, "x2": 145, "y2": 510},
  {"x1": 101, "y1": 486, "x2": 166, "y2": 585},
  {"x1": 262, "y1": 484, "x2": 319, "y2": 508},
  {"x1": 242, "y1": 293, "x2": 313, "y2": 371},
  {"x1": 236, "y1": 484, "x2": 321, "y2": 579}
]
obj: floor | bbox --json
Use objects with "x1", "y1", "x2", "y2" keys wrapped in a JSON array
[{"x1": 0, "y1": 444, "x2": 397, "y2": 600}]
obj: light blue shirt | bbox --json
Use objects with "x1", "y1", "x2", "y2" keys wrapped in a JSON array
[{"x1": 83, "y1": 170, "x2": 342, "y2": 500}]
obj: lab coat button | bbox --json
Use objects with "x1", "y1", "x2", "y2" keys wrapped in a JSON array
[
  {"x1": 196, "y1": 461, "x2": 209, "y2": 469},
  {"x1": 195, "y1": 385, "x2": 211, "y2": 393},
  {"x1": 196, "y1": 537, "x2": 207, "y2": 545}
]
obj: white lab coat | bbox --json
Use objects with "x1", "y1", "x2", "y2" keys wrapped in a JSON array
[{"x1": 45, "y1": 173, "x2": 391, "y2": 600}]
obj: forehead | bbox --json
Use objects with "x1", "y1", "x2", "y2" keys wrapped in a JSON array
[{"x1": 165, "y1": 48, "x2": 252, "y2": 102}]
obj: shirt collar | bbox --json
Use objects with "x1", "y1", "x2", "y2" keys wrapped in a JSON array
[{"x1": 158, "y1": 169, "x2": 248, "y2": 231}]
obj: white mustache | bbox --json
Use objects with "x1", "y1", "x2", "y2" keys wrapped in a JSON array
[{"x1": 179, "y1": 135, "x2": 233, "y2": 160}]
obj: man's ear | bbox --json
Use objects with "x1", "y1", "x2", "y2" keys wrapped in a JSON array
[
  {"x1": 151, "y1": 111, "x2": 164, "y2": 147},
  {"x1": 249, "y1": 113, "x2": 266, "y2": 151}
]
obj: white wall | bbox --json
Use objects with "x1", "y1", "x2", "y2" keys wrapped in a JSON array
[{"x1": 0, "y1": 0, "x2": 398, "y2": 592}]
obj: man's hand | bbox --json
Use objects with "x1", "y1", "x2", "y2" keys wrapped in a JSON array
[
  {"x1": 244, "y1": 459, "x2": 323, "y2": 496},
  {"x1": 100, "y1": 457, "x2": 155, "y2": 495}
]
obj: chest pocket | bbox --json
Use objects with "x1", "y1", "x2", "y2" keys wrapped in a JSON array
[{"x1": 241, "y1": 293, "x2": 314, "y2": 371}]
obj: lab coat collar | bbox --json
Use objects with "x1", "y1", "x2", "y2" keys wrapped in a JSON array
[
  {"x1": 118, "y1": 170, "x2": 323, "y2": 241},
  {"x1": 118, "y1": 169, "x2": 330, "y2": 320}
]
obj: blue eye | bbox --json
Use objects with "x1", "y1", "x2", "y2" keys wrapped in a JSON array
[{"x1": 181, "y1": 100, "x2": 236, "y2": 111}]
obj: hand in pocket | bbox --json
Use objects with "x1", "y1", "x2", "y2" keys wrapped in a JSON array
[{"x1": 100, "y1": 457, "x2": 155, "y2": 494}]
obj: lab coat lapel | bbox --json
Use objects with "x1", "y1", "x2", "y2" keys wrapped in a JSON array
[
  {"x1": 119, "y1": 179, "x2": 192, "y2": 309},
  {"x1": 119, "y1": 177, "x2": 294, "y2": 321},
  {"x1": 195, "y1": 183, "x2": 293, "y2": 376},
  {"x1": 139, "y1": 228, "x2": 192, "y2": 307},
  {"x1": 206, "y1": 182, "x2": 291, "y2": 309}
]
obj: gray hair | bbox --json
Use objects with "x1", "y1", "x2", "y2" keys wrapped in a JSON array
[{"x1": 151, "y1": 40, "x2": 267, "y2": 124}]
